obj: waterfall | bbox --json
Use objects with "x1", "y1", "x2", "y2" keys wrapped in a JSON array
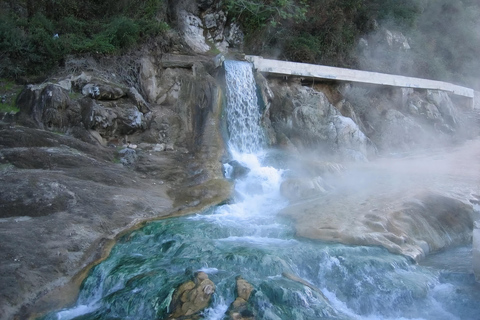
[{"x1": 224, "y1": 60, "x2": 265, "y2": 154}]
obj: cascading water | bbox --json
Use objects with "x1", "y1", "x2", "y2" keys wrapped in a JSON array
[
  {"x1": 224, "y1": 60, "x2": 265, "y2": 154},
  {"x1": 41, "y1": 62, "x2": 480, "y2": 320}
]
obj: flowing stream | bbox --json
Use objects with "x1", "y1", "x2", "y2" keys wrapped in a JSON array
[{"x1": 42, "y1": 61, "x2": 480, "y2": 320}]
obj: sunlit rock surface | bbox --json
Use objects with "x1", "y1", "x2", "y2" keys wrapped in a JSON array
[{"x1": 280, "y1": 139, "x2": 480, "y2": 261}]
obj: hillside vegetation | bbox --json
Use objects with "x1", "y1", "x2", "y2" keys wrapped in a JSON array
[
  {"x1": 0, "y1": 0, "x2": 168, "y2": 78},
  {"x1": 1, "y1": 0, "x2": 479, "y2": 89}
]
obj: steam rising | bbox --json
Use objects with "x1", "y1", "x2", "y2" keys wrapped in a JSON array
[{"x1": 358, "y1": 0, "x2": 480, "y2": 90}]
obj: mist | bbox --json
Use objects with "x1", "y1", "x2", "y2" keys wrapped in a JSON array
[{"x1": 357, "y1": 0, "x2": 480, "y2": 90}]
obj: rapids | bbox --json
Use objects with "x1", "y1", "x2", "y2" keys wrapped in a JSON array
[{"x1": 40, "y1": 61, "x2": 480, "y2": 320}]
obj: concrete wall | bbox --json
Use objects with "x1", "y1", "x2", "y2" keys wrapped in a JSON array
[{"x1": 246, "y1": 55, "x2": 475, "y2": 99}]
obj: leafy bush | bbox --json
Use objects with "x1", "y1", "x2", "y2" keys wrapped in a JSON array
[
  {"x1": 0, "y1": 0, "x2": 168, "y2": 79},
  {"x1": 224, "y1": 0, "x2": 308, "y2": 36}
]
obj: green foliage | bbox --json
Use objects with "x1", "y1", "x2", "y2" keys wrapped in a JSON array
[
  {"x1": 236, "y1": 0, "x2": 374, "y2": 66},
  {"x1": 0, "y1": 0, "x2": 169, "y2": 79},
  {"x1": 368, "y1": 0, "x2": 421, "y2": 29},
  {"x1": 0, "y1": 103, "x2": 19, "y2": 113},
  {"x1": 224, "y1": 0, "x2": 308, "y2": 35},
  {"x1": 0, "y1": 78, "x2": 21, "y2": 113},
  {"x1": 229, "y1": 0, "x2": 479, "y2": 89}
]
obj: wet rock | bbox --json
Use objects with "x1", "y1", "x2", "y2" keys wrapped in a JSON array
[
  {"x1": 280, "y1": 148, "x2": 480, "y2": 262},
  {"x1": 226, "y1": 160, "x2": 250, "y2": 180},
  {"x1": 168, "y1": 271, "x2": 215, "y2": 319},
  {"x1": 282, "y1": 272, "x2": 329, "y2": 302},
  {"x1": 2, "y1": 51, "x2": 229, "y2": 320},
  {"x1": 280, "y1": 176, "x2": 329, "y2": 202},
  {"x1": 227, "y1": 276, "x2": 255, "y2": 320}
]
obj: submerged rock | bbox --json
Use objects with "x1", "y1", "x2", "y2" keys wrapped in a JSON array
[
  {"x1": 168, "y1": 271, "x2": 215, "y2": 319},
  {"x1": 226, "y1": 160, "x2": 250, "y2": 180}
]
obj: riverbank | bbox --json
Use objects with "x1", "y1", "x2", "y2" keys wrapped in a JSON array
[{"x1": 0, "y1": 122, "x2": 231, "y2": 320}]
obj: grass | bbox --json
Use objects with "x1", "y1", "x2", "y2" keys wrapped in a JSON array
[
  {"x1": 0, "y1": 78, "x2": 21, "y2": 113},
  {"x1": 68, "y1": 91, "x2": 83, "y2": 100}
]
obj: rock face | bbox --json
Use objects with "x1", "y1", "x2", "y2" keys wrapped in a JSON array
[
  {"x1": 265, "y1": 78, "x2": 376, "y2": 161},
  {"x1": 168, "y1": 271, "x2": 216, "y2": 319},
  {"x1": 358, "y1": 27, "x2": 412, "y2": 75},
  {"x1": 170, "y1": 0, "x2": 244, "y2": 54},
  {"x1": 260, "y1": 74, "x2": 474, "y2": 159},
  {"x1": 2, "y1": 50, "x2": 232, "y2": 320}
]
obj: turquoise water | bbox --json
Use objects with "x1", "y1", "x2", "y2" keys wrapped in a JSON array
[{"x1": 42, "y1": 201, "x2": 480, "y2": 320}]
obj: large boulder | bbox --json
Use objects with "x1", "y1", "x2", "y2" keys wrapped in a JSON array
[
  {"x1": 16, "y1": 84, "x2": 81, "y2": 131},
  {"x1": 168, "y1": 0, "x2": 243, "y2": 54}
]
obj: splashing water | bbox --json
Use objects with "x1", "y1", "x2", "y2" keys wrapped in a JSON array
[
  {"x1": 224, "y1": 60, "x2": 265, "y2": 154},
  {"x1": 40, "y1": 61, "x2": 480, "y2": 320}
]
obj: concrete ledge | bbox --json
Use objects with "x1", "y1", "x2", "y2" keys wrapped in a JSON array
[
  {"x1": 245, "y1": 55, "x2": 475, "y2": 99},
  {"x1": 160, "y1": 54, "x2": 209, "y2": 68}
]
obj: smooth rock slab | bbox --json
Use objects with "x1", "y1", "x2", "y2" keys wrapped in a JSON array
[{"x1": 280, "y1": 138, "x2": 480, "y2": 261}]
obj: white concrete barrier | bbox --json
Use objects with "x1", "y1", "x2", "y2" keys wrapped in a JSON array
[{"x1": 246, "y1": 55, "x2": 475, "y2": 99}]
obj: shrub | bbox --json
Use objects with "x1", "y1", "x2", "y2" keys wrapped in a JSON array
[
  {"x1": 106, "y1": 17, "x2": 140, "y2": 49},
  {"x1": 0, "y1": 0, "x2": 169, "y2": 79}
]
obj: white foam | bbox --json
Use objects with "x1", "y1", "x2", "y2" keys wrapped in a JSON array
[
  {"x1": 197, "y1": 267, "x2": 219, "y2": 274},
  {"x1": 218, "y1": 236, "x2": 298, "y2": 246},
  {"x1": 203, "y1": 299, "x2": 230, "y2": 320},
  {"x1": 56, "y1": 304, "x2": 99, "y2": 320}
]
